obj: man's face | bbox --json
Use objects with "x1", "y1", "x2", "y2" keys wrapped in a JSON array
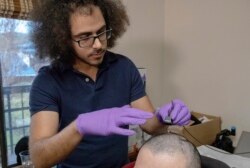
[
  {"x1": 70, "y1": 6, "x2": 108, "y2": 69},
  {"x1": 134, "y1": 148, "x2": 187, "y2": 168}
]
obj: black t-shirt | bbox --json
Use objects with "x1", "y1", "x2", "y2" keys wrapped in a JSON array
[{"x1": 29, "y1": 51, "x2": 146, "y2": 168}]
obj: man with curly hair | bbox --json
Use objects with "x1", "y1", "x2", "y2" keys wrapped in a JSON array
[{"x1": 29, "y1": 1, "x2": 191, "y2": 168}]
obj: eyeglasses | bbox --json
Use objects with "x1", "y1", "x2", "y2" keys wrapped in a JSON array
[{"x1": 72, "y1": 29, "x2": 112, "y2": 48}]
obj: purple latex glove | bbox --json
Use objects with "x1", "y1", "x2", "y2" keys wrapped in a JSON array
[
  {"x1": 76, "y1": 105, "x2": 153, "y2": 136},
  {"x1": 157, "y1": 99, "x2": 191, "y2": 126}
]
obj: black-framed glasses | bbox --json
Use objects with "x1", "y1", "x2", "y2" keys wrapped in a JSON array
[{"x1": 72, "y1": 29, "x2": 112, "y2": 48}]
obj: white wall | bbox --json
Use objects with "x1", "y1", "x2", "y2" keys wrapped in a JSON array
[
  {"x1": 164, "y1": 0, "x2": 250, "y2": 143},
  {"x1": 112, "y1": 0, "x2": 165, "y2": 107},
  {"x1": 112, "y1": 0, "x2": 250, "y2": 145}
]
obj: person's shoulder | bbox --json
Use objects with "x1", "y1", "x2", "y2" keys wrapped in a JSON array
[
  {"x1": 107, "y1": 50, "x2": 130, "y2": 60},
  {"x1": 35, "y1": 65, "x2": 52, "y2": 77},
  {"x1": 35, "y1": 62, "x2": 65, "y2": 81},
  {"x1": 106, "y1": 51, "x2": 134, "y2": 65},
  {"x1": 38, "y1": 60, "x2": 69, "y2": 74},
  {"x1": 32, "y1": 63, "x2": 66, "y2": 88},
  {"x1": 38, "y1": 65, "x2": 51, "y2": 73},
  {"x1": 31, "y1": 65, "x2": 53, "y2": 84}
]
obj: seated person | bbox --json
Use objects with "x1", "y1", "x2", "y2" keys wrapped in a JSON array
[{"x1": 133, "y1": 133, "x2": 201, "y2": 168}]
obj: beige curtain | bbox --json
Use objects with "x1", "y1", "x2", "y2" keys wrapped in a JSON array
[{"x1": 0, "y1": 0, "x2": 40, "y2": 19}]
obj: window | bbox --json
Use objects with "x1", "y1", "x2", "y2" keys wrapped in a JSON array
[{"x1": 0, "y1": 17, "x2": 48, "y2": 166}]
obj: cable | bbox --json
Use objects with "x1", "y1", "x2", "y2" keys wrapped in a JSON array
[{"x1": 182, "y1": 127, "x2": 250, "y2": 155}]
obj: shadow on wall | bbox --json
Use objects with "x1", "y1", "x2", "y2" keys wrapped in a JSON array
[
  {"x1": 163, "y1": 42, "x2": 184, "y2": 101},
  {"x1": 113, "y1": 38, "x2": 164, "y2": 106}
]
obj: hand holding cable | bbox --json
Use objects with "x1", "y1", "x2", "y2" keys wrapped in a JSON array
[
  {"x1": 156, "y1": 99, "x2": 191, "y2": 126},
  {"x1": 76, "y1": 105, "x2": 153, "y2": 136}
]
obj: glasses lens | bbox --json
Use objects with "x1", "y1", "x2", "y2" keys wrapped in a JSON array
[
  {"x1": 98, "y1": 29, "x2": 112, "y2": 41},
  {"x1": 77, "y1": 29, "x2": 112, "y2": 48},
  {"x1": 98, "y1": 32, "x2": 107, "y2": 41},
  {"x1": 79, "y1": 38, "x2": 94, "y2": 48}
]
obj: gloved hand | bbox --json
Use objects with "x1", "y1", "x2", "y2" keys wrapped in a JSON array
[
  {"x1": 156, "y1": 99, "x2": 191, "y2": 126},
  {"x1": 76, "y1": 105, "x2": 153, "y2": 136}
]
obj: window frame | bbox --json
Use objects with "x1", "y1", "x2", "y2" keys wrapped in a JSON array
[
  {"x1": 0, "y1": 1, "x2": 40, "y2": 166},
  {"x1": 0, "y1": 62, "x2": 8, "y2": 168},
  {"x1": 0, "y1": 18, "x2": 36, "y2": 167}
]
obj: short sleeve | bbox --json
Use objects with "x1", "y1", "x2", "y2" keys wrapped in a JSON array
[
  {"x1": 127, "y1": 59, "x2": 146, "y2": 102},
  {"x1": 29, "y1": 67, "x2": 59, "y2": 115}
]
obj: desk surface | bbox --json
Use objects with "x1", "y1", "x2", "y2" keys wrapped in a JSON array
[
  {"x1": 234, "y1": 131, "x2": 250, "y2": 158},
  {"x1": 198, "y1": 145, "x2": 250, "y2": 168}
]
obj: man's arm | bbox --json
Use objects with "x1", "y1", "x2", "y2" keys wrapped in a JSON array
[
  {"x1": 131, "y1": 96, "x2": 191, "y2": 134},
  {"x1": 131, "y1": 96, "x2": 168, "y2": 134},
  {"x1": 29, "y1": 111, "x2": 82, "y2": 168},
  {"x1": 29, "y1": 108, "x2": 153, "y2": 168}
]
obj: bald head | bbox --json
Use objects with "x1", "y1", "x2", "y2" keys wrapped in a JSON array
[{"x1": 135, "y1": 133, "x2": 201, "y2": 168}]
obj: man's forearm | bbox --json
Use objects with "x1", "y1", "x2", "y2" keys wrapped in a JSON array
[
  {"x1": 30, "y1": 121, "x2": 82, "y2": 168},
  {"x1": 140, "y1": 115, "x2": 168, "y2": 135}
]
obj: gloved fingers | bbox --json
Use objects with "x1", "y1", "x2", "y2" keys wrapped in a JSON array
[
  {"x1": 112, "y1": 127, "x2": 135, "y2": 136},
  {"x1": 172, "y1": 99, "x2": 186, "y2": 107},
  {"x1": 117, "y1": 117, "x2": 147, "y2": 126},
  {"x1": 181, "y1": 111, "x2": 191, "y2": 125},
  {"x1": 173, "y1": 107, "x2": 190, "y2": 123},
  {"x1": 122, "y1": 108, "x2": 153, "y2": 119},
  {"x1": 169, "y1": 103, "x2": 182, "y2": 121},
  {"x1": 178, "y1": 119, "x2": 190, "y2": 126},
  {"x1": 159, "y1": 103, "x2": 172, "y2": 118},
  {"x1": 173, "y1": 107, "x2": 191, "y2": 125}
]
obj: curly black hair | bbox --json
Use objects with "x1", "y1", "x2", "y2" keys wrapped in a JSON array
[{"x1": 30, "y1": 0, "x2": 130, "y2": 63}]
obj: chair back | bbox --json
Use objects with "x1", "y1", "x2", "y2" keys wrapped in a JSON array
[
  {"x1": 201, "y1": 155, "x2": 230, "y2": 168},
  {"x1": 15, "y1": 136, "x2": 29, "y2": 165},
  {"x1": 122, "y1": 161, "x2": 135, "y2": 168}
]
